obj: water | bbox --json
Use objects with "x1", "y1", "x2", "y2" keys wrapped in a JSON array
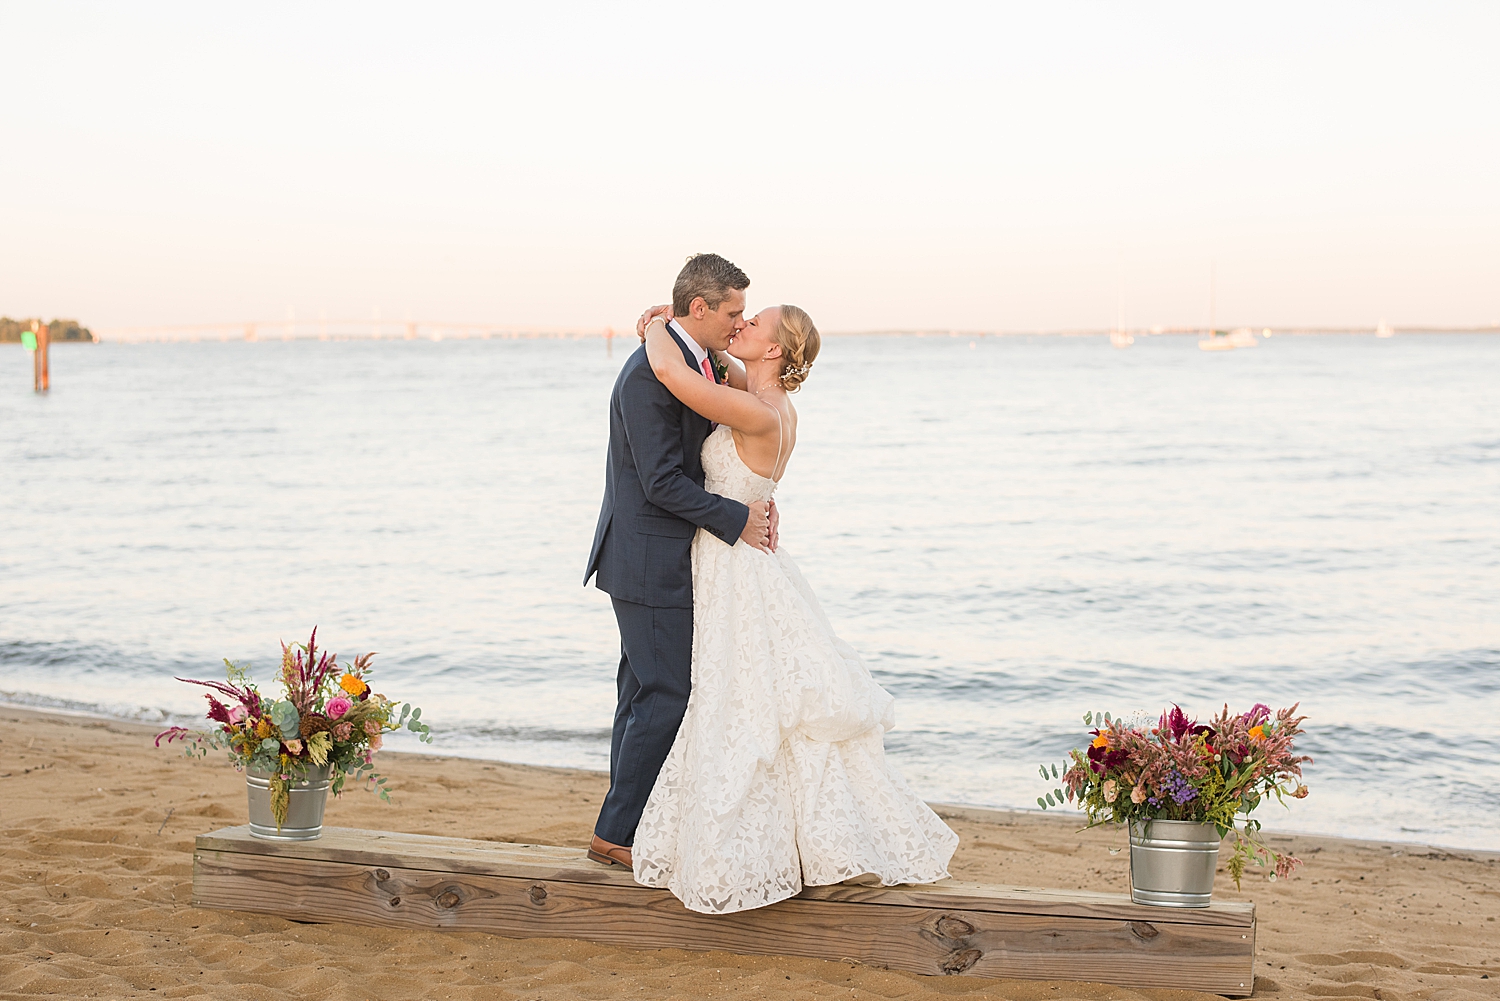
[{"x1": 3, "y1": 334, "x2": 1496, "y2": 850}]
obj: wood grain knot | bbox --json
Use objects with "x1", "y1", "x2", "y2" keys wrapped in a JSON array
[
  {"x1": 374, "y1": 869, "x2": 391, "y2": 882},
  {"x1": 1129, "y1": 921, "x2": 1159, "y2": 940},
  {"x1": 939, "y1": 948, "x2": 983, "y2": 975},
  {"x1": 935, "y1": 916, "x2": 976, "y2": 939},
  {"x1": 528, "y1": 884, "x2": 548, "y2": 905},
  {"x1": 388, "y1": 896, "x2": 402, "y2": 907},
  {"x1": 437, "y1": 891, "x2": 461, "y2": 909}
]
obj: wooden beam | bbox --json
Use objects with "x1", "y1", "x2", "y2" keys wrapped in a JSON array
[{"x1": 193, "y1": 826, "x2": 1255, "y2": 996}]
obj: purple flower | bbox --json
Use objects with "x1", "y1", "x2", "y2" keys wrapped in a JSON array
[{"x1": 1162, "y1": 770, "x2": 1198, "y2": 806}]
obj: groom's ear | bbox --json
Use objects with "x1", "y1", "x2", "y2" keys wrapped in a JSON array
[{"x1": 687, "y1": 296, "x2": 709, "y2": 320}]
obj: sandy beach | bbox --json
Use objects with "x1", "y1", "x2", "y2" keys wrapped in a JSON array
[{"x1": 2, "y1": 706, "x2": 1495, "y2": 1001}]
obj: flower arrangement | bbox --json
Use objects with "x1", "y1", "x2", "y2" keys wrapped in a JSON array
[
  {"x1": 1039, "y1": 703, "x2": 1311, "y2": 886},
  {"x1": 156, "y1": 629, "x2": 432, "y2": 830}
]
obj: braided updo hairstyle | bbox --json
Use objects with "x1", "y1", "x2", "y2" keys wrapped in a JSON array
[{"x1": 773, "y1": 305, "x2": 820, "y2": 392}]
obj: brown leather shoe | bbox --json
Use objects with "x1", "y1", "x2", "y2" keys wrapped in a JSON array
[{"x1": 587, "y1": 835, "x2": 633, "y2": 868}]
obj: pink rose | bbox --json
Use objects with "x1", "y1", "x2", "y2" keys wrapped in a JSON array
[
  {"x1": 1131, "y1": 784, "x2": 1148, "y2": 805},
  {"x1": 326, "y1": 696, "x2": 353, "y2": 720},
  {"x1": 363, "y1": 719, "x2": 381, "y2": 737},
  {"x1": 1102, "y1": 779, "x2": 1118, "y2": 804},
  {"x1": 226, "y1": 705, "x2": 247, "y2": 724},
  {"x1": 332, "y1": 721, "x2": 354, "y2": 741}
]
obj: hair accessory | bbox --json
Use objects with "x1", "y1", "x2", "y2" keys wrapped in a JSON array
[{"x1": 780, "y1": 360, "x2": 813, "y2": 382}]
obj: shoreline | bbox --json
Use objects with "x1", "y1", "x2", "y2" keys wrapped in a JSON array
[
  {"x1": 6, "y1": 701, "x2": 1492, "y2": 862},
  {"x1": 3, "y1": 704, "x2": 1497, "y2": 1000}
]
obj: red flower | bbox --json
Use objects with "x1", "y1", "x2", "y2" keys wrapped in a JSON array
[{"x1": 205, "y1": 695, "x2": 232, "y2": 725}]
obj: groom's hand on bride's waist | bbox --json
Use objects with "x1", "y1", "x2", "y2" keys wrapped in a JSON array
[
  {"x1": 740, "y1": 501, "x2": 772, "y2": 553},
  {"x1": 767, "y1": 498, "x2": 779, "y2": 553}
]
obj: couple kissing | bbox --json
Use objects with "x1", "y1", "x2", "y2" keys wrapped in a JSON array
[{"x1": 584, "y1": 253, "x2": 957, "y2": 915}]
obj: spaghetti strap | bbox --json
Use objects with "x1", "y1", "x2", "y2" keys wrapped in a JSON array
[
  {"x1": 762, "y1": 401, "x2": 785, "y2": 482},
  {"x1": 772, "y1": 404, "x2": 784, "y2": 481}
]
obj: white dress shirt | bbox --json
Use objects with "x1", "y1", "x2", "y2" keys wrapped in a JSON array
[{"x1": 667, "y1": 318, "x2": 711, "y2": 376}]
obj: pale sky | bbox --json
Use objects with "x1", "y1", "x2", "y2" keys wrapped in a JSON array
[{"x1": 3, "y1": 2, "x2": 1497, "y2": 332}]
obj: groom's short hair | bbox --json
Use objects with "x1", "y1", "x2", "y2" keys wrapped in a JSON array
[{"x1": 672, "y1": 254, "x2": 750, "y2": 315}]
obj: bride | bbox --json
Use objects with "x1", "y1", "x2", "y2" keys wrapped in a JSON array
[{"x1": 632, "y1": 304, "x2": 958, "y2": 915}]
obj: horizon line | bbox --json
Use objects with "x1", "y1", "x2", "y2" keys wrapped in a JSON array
[{"x1": 76, "y1": 320, "x2": 1500, "y2": 343}]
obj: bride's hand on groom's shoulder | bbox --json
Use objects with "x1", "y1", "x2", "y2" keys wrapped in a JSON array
[{"x1": 637, "y1": 304, "x2": 673, "y2": 343}]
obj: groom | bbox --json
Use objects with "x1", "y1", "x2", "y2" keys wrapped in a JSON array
[{"x1": 583, "y1": 253, "x2": 775, "y2": 868}]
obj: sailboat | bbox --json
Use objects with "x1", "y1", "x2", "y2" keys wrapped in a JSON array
[
  {"x1": 1197, "y1": 262, "x2": 1232, "y2": 350},
  {"x1": 1376, "y1": 320, "x2": 1395, "y2": 338},
  {"x1": 1196, "y1": 266, "x2": 1261, "y2": 350},
  {"x1": 1109, "y1": 279, "x2": 1133, "y2": 348}
]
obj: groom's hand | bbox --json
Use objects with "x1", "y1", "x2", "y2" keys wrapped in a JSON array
[
  {"x1": 637, "y1": 304, "x2": 673, "y2": 343},
  {"x1": 740, "y1": 501, "x2": 772, "y2": 552},
  {"x1": 767, "y1": 498, "x2": 780, "y2": 553}
]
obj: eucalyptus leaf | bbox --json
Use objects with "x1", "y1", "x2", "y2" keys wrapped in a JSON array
[{"x1": 270, "y1": 700, "x2": 300, "y2": 740}]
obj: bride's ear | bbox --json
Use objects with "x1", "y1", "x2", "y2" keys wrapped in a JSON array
[{"x1": 764, "y1": 344, "x2": 783, "y2": 361}]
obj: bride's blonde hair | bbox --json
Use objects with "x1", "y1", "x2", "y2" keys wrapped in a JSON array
[{"x1": 773, "y1": 305, "x2": 820, "y2": 392}]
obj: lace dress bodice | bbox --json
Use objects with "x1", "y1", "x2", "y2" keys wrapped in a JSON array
[
  {"x1": 701, "y1": 424, "x2": 778, "y2": 507},
  {"x1": 631, "y1": 425, "x2": 958, "y2": 914}
]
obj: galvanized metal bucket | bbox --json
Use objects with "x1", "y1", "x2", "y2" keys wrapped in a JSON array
[
  {"x1": 1128, "y1": 819, "x2": 1222, "y2": 907},
  {"x1": 246, "y1": 764, "x2": 332, "y2": 841}
]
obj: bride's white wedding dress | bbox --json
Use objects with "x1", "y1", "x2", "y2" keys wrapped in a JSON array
[{"x1": 633, "y1": 425, "x2": 959, "y2": 914}]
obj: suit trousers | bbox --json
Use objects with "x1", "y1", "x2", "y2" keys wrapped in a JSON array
[{"x1": 594, "y1": 595, "x2": 693, "y2": 846}]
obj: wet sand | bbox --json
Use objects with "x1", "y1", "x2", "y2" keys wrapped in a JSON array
[{"x1": 1, "y1": 706, "x2": 1495, "y2": 1000}]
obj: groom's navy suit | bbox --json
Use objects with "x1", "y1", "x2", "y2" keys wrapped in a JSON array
[{"x1": 585, "y1": 324, "x2": 749, "y2": 846}]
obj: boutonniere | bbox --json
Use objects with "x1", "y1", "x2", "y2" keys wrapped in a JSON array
[{"x1": 711, "y1": 355, "x2": 728, "y2": 384}]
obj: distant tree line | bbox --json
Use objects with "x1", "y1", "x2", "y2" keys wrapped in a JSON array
[{"x1": 0, "y1": 317, "x2": 95, "y2": 343}]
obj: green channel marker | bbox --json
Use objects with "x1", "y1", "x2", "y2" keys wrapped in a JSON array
[{"x1": 21, "y1": 331, "x2": 37, "y2": 351}]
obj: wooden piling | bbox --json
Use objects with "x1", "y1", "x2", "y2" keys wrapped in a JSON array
[{"x1": 33, "y1": 320, "x2": 50, "y2": 392}]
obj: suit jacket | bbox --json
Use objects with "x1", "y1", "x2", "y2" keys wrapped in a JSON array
[{"x1": 584, "y1": 326, "x2": 749, "y2": 608}]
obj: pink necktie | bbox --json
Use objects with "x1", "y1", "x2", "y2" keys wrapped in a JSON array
[{"x1": 701, "y1": 358, "x2": 715, "y2": 383}]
